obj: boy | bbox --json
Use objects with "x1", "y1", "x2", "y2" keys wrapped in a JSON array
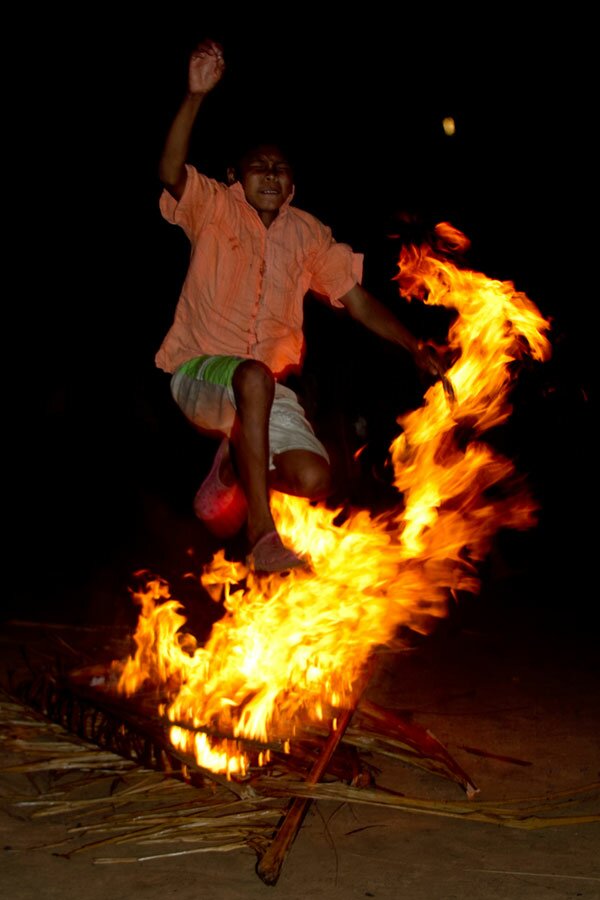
[{"x1": 156, "y1": 39, "x2": 447, "y2": 573}]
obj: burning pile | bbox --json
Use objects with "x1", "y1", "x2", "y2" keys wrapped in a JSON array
[{"x1": 112, "y1": 223, "x2": 551, "y2": 777}]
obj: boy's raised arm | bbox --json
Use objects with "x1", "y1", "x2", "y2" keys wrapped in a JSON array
[{"x1": 159, "y1": 39, "x2": 225, "y2": 199}]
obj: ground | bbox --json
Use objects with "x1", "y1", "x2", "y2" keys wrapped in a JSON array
[{"x1": 1, "y1": 577, "x2": 598, "y2": 900}]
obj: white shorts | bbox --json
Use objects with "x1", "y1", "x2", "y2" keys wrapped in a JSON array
[{"x1": 170, "y1": 356, "x2": 330, "y2": 470}]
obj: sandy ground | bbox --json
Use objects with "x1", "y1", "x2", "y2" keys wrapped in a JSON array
[{"x1": 1, "y1": 588, "x2": 598, "y2": 900}]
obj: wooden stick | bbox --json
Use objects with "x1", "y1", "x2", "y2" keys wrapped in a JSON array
[
  {"x1": 256, "y1": 661, "x2": 375, "y2": 886},
  {"x1": 355, "y1": 698, "x2": 479, "y2": 797}
]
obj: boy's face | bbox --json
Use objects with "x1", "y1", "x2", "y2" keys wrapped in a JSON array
[{"x1": 229, "y1": 145, "x2": 293, "y2": 224}]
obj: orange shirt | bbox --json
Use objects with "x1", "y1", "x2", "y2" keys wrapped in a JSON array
[{"x1": 155, "y1": 166, "x2": 363, "y2": 378}]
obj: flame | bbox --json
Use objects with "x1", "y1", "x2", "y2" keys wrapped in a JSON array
[{"x1": 112, "y1": 223, "x2": 551, "y2": 776}]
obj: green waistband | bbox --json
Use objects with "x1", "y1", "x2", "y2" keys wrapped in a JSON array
[{"x1": 177, "y1": 355, "x2": 244, "y2": 386}]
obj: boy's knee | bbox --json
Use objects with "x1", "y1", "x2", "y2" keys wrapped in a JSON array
[
  {"x1": 280, "y1": 456, "x2": 332, "y2": 500},
  {"x1": 300, "y1": 463, "x2": 332, "y2": 500},
  {"x1": 232, "y1": 359, "x2": 274, "y2": 399}
]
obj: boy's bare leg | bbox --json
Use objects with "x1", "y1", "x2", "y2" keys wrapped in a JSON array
[
  {"x1": 230, "y1": 361, "x2": 332, "y2": 551},
  {"x1": 230, "y1": 360, "x2": 280, "y2": 548},
  {"x1": 270, "y1": 449, "x2": 331, "y2": 500}
]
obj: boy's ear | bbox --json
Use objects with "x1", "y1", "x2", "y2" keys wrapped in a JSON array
[{"x1": 226, "y1": 166, "x2": 237, "y2": 185}]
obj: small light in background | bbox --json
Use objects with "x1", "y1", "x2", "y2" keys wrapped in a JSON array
[{"x1": 442, "y1": 116, "x2": 456, "y2": 136}]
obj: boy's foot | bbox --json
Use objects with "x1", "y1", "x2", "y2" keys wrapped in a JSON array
[
  {"x1": 193, "y1": 439, "x2": 248, "y2": 539},
  {"x1": 247, "y1": 530, "x2": 307, "y2": 574}
]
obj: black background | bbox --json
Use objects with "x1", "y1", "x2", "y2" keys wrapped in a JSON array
[{"x1": 9, "y1": 11, "x2": 595, "y2": 635}]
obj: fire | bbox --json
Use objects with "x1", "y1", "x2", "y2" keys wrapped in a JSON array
[{"x1": 113, "y1": 223, "x2": 551, "y2": 776}]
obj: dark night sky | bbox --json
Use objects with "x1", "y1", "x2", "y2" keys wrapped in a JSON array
[{"x1": 9, "y1": 13, "x2": 595, "y2": 629}]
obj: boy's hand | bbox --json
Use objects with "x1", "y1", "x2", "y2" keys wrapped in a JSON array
[
  {"x1": 413, "y1": 342, "x2": 456, "y2": 405},
  {"x1": 189, "y1": 39, "x2": 225, "y2": 94}
]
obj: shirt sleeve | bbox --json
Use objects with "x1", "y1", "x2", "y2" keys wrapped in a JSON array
[
  {"x1": 307, "y1": 226, "x2": 364, "y2": 308},
  {"x1": 158, "y1": 165, "x2": 223, "y2": 240}
]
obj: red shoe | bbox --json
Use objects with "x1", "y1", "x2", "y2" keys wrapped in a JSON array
[
  {"x1": 247, "y1": 530, "x2": 308, "y2": 574},
  {"x1": 193, "y1": 440, "x2": 248, "y2": 539}
]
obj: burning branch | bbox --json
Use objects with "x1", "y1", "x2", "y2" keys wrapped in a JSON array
[{"x1": 256, "y1": 660, "x2": 375, "y2": 886}]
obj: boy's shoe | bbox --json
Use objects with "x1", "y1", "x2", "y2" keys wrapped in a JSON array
[
  {"x1": 193, "y1": 440, "x2": 248, "y2": 539},
  {"x1": 247, "y1": 530, "x2": 307, "y2": 574}
]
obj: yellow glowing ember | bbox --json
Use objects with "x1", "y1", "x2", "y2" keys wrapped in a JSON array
[{"x1": 113, "y1": 222, "x2": 551, "y2": 776}]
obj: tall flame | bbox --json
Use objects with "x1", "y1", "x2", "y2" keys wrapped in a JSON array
[{"x1": 113, "y1": 223, "x2": 551, "y2": 776}]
